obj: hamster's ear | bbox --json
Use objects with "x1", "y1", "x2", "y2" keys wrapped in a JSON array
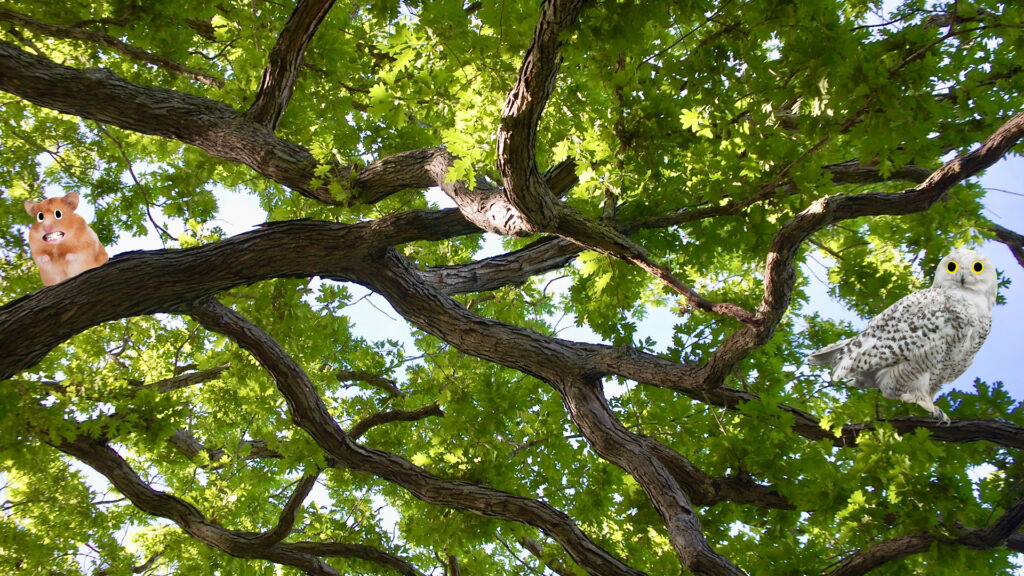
[
  {"x1": 63, "y1": 192, "x2": 81, "y2": 211},
  {"x1": 24, "y1": 200, "x2": 40, "y2": 217}
]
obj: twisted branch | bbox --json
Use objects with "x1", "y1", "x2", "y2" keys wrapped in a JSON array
[
  {"x1": 247, "y1": 0, "x2": 337, "y2": 129},
  {"x1": 186, "y1": 297, "x2": 647, "y2": 576}
]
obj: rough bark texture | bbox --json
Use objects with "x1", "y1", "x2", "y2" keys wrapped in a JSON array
[{"x1": 247, "y1": 0, "x2": 337, "y2": 129}]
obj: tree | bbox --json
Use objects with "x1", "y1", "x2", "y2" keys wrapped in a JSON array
[{"x1": 1, "y1": 0, "x2": 1023, "y2": 574}]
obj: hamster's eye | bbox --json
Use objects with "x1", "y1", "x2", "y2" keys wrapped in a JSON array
[
  {"x1": 972, "y1": 261, "x2": 984, "y2": 273},
  {"x1": 36, "y1": 212, "x2": 44, "y2": 222},
  {"x1": 54, "y1": 209, "x2": 62, "y2": 219},
  {"x1": 946, "y1": 261, "x2": 957, "y2": 273}
]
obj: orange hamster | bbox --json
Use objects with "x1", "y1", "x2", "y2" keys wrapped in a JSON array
[{"x1": 25, "y1": 192, "x2": 109, "y2": 286}]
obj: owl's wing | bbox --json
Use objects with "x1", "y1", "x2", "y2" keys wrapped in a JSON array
[{"x1": 831, "y1": 289, "x2": 973, "y2": 381}]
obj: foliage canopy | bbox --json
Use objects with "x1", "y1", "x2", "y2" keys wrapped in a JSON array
[{"x1": 1, "y1": 0, "x2": 1024, "y2": 574}]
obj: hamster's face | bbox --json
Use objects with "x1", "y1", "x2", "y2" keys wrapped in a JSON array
[{"x1": 25, "y1": 194, "x2": 81, "y2": 244}]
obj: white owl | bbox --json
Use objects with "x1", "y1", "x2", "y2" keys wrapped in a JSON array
[{"x1": 808, "y1": 249, "x2": 998, "y2": 424}]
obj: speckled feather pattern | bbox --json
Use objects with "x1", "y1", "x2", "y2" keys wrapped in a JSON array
[
  {"x1": 807, "y1": 249, "x2": 998, "y2": 422},
  {"x1": 828, "y1": 289, "x2": 990, "y2": 396}
]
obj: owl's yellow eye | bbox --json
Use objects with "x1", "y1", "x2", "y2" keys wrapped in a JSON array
[
  {"x1": 972, "y1": 261, "x2": 984, "y2": 273},
  {"x1": 946, "y1": 261, "x2": 958, "y2": 273}
]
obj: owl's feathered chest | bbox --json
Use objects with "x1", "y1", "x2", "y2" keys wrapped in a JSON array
[{"x1": 932, "y1": 297, "x2": 991, "y2": 385}]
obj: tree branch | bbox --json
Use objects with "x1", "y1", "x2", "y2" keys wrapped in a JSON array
[
  {"x1": 990, "y1": 223, "x2": 1024, "y2": 270},
  {"x1": 0, "y1": 32, "x2": 737, "y2": 323},
  {"x1": 336, "y1": 370, "x2": 405, "y2": 398},
  {"x1": 678, "y1": 385, "x2": 1024, "y2": 451},
  {"x1": 139, "y1": 362, "x2": 231, "y2": 394},
  {"x1": 284, "y1": 542, "x2": 426, "y2": 576},
  {"x1": 0, "y1": 212, "x2": 475, "y2": 381},
  {"x1": 759, "y1": 111, "x2": 1024, "y2": 333},
  {"x1": 251, "y1": 473, "x2": 320, "y2": 547},
  {"x1": 677, "y1": 111, "x2": 1024, "y2": 389},
  {"x1": 822, "y1": 160, "x2": 933, "y2": 185},
  {"x1": 517, "y1": 537, "x2": 578, "y2": 576},
  {"x1": 247, "y1": 0, "x2": 338, "y2": 129},
  {"x1": 826, "y1": 496, "x2": 1024, "y2": 576},
  {"x1": 824, "y1": 532, "x2": 935, "y2": 576},
  {"x1": 0, "y1": 42, "x2": 491, "y2": 209},
  {"x1": 421, "y1": 236, "x2": 581, "y2": 295},
  {"x1": 54, "y1": 434, "x2": 342, "y2": 576},
  {"x1": 167, "y1": 429, "x2": 284, "y2": 465},
  {"x1": 0, "y1": 212, "x2": 702, "y2": 400},
  {"x1": 365, "y1": 251, "x2": 747, "y2": 574},
  {"x1": 555, "y1": 212, "x2": 758, "y2": 325},
  {"x1": 643, "y1": 440, "x2": 792, "y2": 510},
  {"x1": 556, "y1": 378, "x2": 746, "y2": 576},
  {"x1": 348, "y1": 404, "x2": 444, "y2": 440},
  {"x1": 186, "y1": 297, "x2": 647, "y2": 576},
  {"x1": 0, "y1": 7, "x2": 223, "y2": 87},
  {"x1": 0, "y1": 39, "x2": 346, "y2": 205},
  {"x1": 497, "y1": 0, "x2": 587, "y2": 232},
  {"x1": 0, "y1": 39, "x2": 585, "y2": 217}
]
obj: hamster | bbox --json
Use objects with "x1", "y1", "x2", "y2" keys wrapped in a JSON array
[{"x1": 24, "y1": 192, "x2": 109, "y2": 286}]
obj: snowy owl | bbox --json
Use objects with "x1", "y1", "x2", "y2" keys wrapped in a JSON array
[{"x1": 808, "y1": 249, "x2": 998, "y2": 424}]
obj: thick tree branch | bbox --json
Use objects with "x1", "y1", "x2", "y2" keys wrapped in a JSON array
[
  {"x1": 0, "y1": 39, "x2": 583, "y2": 216},
  {"x1": 0, "y1": 42, "x2": 485, "y2": 209},
  {"x1": 958, "y1": 497, "x2": 1024, "y2": 549},
  {"x1": 0, "y1": 34, "x2": 734, "y2": 321},
  {"x1": 0, "y1": 39, "x2": 344, "y2": 205},
  {"x1": 497, "y1": 0, "x2": 587, "y2": 232},
  {"x1": 366, "y1": 251, "x2": 748, "y2": 574},
  {"x1": 557, "y1": 379, "x2": 746, "y2": 576},
  {"x1": 0, "y1": 214, "x2": 705, "y2": 399},
  {"x1": 824, "y1": 532, "x2": 935, "y2": 576},
  {"x1": 186, "y1": 297, "x2": 647, "y2": 576},
  {"x1": 247, "y1": 0, "x2": 337, "y2": 129},
  {"x1": 4, "y1": 210, "x2": 1019, "y2": 456},
  {"x1": 759, "y1": 111, "x2": 1024, "y2": 331},
  {"x1": 489, "y1": 0, "x2": 755, "y2": 324},
  {"x1": 0, "y1": 212, "x2": 476, "y2": 380},
  {"x1": 0, "y1": 7, "x2": 223, "y2": 87}
]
